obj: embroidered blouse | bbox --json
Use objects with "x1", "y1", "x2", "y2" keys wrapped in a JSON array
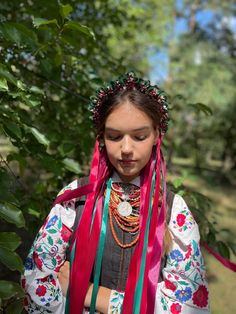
[{"x1": 22, "y1": 178, "x2": 210, "y2": 313}]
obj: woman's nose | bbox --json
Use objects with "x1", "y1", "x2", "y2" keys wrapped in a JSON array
[{"x1": 121, "y1": 136, "x2": 133, "y2": 154}]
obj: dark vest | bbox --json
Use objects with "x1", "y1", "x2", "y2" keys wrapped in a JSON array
[{"x1": 66, "y1": 177, "x2": 175, "y2": 291}]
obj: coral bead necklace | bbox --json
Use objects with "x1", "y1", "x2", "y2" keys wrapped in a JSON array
[{"x1": 109, "y1": 182, "x2": 140, "y2": 248}]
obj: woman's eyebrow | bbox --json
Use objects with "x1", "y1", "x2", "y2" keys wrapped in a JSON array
[{"x1": 105, "y1": 126, "x2": 151, "y2": 132}]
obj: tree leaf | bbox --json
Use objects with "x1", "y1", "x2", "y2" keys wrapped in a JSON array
[
  {"x1": 0, "y1": 78, "x2": 8, "y2": 91},
  {"x1": 64, "y1": 21, "x2": 95, "y2": 39},
  {"x1": 59, "y1": 4, "x2": 73, "y2": 19},
  {"x1": 29, "y1": 127, "x2": 50, "y2": 146},
  {"x1": 0, "y1": 64, "x2": 17, "y2": 85},
  {"x1": 0, "y1": 202, "x2": 25, "y2": 228},
  {"x1": 62, "y1": 158, "x2": 81, "y2": 174},
  {"x1": 32, "y1": 17, "x2": 59, "y2": 28},
  {"x1": 0, "y1": 280, "x2": 24, "y2": 299},
  {"x1": 0, "y1": 247, "x2": 23, "y2": 272},
  {"x1": 0, "y1": 232, "x2": 21, "y2": 251},
  {"x1": 217, "y1": 241, "x2": 230, "y2": 259},
  {"x1": 0, "y1": 22, "x2": 38, "y2": 47},
  {"x1": 3, "y1": 121, "x2": 22, "y2": 139},
  {"x1": 6, "y1": 298, "x2": 24, "y2": 314}
]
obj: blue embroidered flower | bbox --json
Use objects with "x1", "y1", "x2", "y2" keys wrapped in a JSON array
[
  {"x1": 24, "y1": 257, "x2": 33, "y2": 270},
  {"x1": 175, "y1": 287, "x2": 192, "y2": 302},
  {"x1": 170, "y1": 249, "x2": 184, "y2": 262},
  {"x1": 46, "y1": 215, "x2": 58, "y2": 229}
]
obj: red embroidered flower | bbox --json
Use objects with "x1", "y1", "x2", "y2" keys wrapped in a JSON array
[
  {"x1": 36, "y1": 285, "x2": 47, "y2": 297},
  {"x1": 51, "y1": 278, "x2": 56, "y2": 286},
  {"x1": 33, "y1": 252, "x2": 43, "y2": 270},
  {"x1": 164, "y1": 279, "x2": 177, "y2": 292},
  {"x1": 61, "y1": 224, "x2": 72, "y2": 242},
  {"x1": 176, "y1": 214, "x2": 186, "y2": 227},
  {"x1": 192, "y1": 285, "x2": 208, "y2": 308},
  {"x1": 170, "y1": 303, "x2": 182, "y2": 314},
  {"x1": 41, "y1": 276, "x2": 49, "y2": 283},
  {"x1": 184, "y1": 245, "x2": 192, "y2": 260}
]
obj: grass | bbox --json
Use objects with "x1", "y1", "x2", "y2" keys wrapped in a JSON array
[{"x1": 168, "y1": 165, "x2": 236, "y2": 314}]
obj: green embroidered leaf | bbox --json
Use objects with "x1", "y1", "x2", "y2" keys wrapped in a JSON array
[
  {"x1": 47, "y1": 236, "x2": 53, "y2": 246},
  {"x1": 47, "y1": 229, "x2": 57, "y2": 234},
  {"x1": 192, "y1": 240, "x2": 198, "y2": 254},
  {"x1": 57, "y1": 219, "x2": 62, "y2": 229},
  {"x1": 52, "y1": 258, "x2": 57, "y2": 267},
  {"x1": 58, "y1": 239, "x2": 63, "y2": 245},
  {"x1": 36, "y1": 247, "x2": 43, "y2": 252},
  {"x1": 178, "y1": 281, "x2": 189, "y2": 286},
  {"x1": 185, "y1": 260, "x2": 191, "y2": 271}
]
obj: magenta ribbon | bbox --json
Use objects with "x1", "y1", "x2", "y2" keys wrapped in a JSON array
[
  {"x1": 146, "y1": 149, "x2": 167, "y2": 313},
  {"x1": 69, "y1": 141, "x2": 111, "y2": 314},
  {"x1": 122, "y1": 150, "x2": 155, "y2": 313}
]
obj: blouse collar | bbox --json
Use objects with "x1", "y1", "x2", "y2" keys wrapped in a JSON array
[{"x1": 111, "y1": 172, "x2": 140, "y2": 187}]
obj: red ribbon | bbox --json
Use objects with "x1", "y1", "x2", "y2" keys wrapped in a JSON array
[{"x1": 201, "y1": 241, "x2": 236, "y2": 272}]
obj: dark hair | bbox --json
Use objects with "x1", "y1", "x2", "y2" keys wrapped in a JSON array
[{"x1": 96, "y1": 89, "x2": 161, "y2": 138}]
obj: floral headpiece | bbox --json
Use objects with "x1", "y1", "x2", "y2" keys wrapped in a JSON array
[{"x1": 89, "y1": 71, "x2": 169, "y2": 133}]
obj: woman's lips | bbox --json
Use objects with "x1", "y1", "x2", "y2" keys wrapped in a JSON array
[{"x1": 119, "y1": 160, "x2": 136, "y2": 166}]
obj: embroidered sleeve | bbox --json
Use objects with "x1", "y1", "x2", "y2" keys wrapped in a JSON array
[
  {"x1": 155, "y1": 194, "x2": 210, "y2": 314},
  {"x1": 108, "y1": 290, "x2": 125, "y2": 314},
  {"x1": 21, "y1": 180, "x2": 78, "y2": 313}
]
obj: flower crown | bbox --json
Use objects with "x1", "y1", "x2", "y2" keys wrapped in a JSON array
[{"x1": 89, "y1": 72, "x2": 169, "y2": 133}]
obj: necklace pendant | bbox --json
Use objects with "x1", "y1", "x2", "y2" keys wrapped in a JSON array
[{"x1": 117, "y1": 201, "x2": 132, "y2": 217}]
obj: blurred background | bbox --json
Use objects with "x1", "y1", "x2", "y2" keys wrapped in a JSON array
[{"x1": 0, "y1": 0, "x2": 235, "y2": 312}]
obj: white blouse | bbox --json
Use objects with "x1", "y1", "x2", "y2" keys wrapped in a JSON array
[{"x1": 22, "y1": 179, "x2": 210, "y2": 313}]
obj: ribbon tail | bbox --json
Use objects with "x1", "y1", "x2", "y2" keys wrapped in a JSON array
[{"x1": 201, "y1": 240, "x2": 236, "y2": 272}]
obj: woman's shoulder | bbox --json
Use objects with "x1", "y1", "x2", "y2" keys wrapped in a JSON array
[
  {"x1": 56, "y1": 176, "x2": 89, "y2": 198},
  {"x1": 168, "y1": 193, "x2": 200, "y2": 242}
]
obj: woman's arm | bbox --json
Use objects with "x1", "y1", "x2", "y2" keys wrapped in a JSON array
[
  {"x1": 22, "y1": 181, "x2": 77, "y2": 313},
  {"x1": 155, "y1": 194, "x2": 210, "y2": 314},
  {"x1": 58, "y1": 261, "x2": 113, "y2": 314}
]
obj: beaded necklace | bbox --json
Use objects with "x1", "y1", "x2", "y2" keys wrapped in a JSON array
[{"x1": 109, "y1": 182, "x2": 140, "y2": 248}]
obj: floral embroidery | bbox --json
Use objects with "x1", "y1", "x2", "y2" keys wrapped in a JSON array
[
  {"x1": 61, "y1": 224, "x2": 72, "y2": 242},
  {"x1": 192, "y1": 285, "x2": 209, "y2": 308},
  {"x1": 109, "y1": 290, "x2": 124, "y2": 313},
  {"x1": 175, "y1": 287, "x2": 192, "y2": 302},
  {"x1": 24, "y1": 257, "x2": 33, "y2": 270},
  {"x1": 176, "y1": 214, "x2": 186, "y2": 227},
  {"x1": 170, "y1": 249, "x2": 183, "y2": 262},
  {"x1": 172, "y1": 207, "x2": 194, "y2": 232},
  {"x1": 22, "y1": 185, "x2": 209, "y2": 313},
  {"x1": 170, "y1": 302, "x2": 182, "y2": 314},
  {"x1": 36, "y1": 285, "x2": 47, "y2": 297},
  {"x1": 46, "y1": 215, "x2": 58, "y2": 229},
  {"x1": 164, "y1": 279, "x2": 177, "y2": 292}
]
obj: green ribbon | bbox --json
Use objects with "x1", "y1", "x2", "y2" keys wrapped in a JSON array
[
  {"x1": 65, "y1": 240, "x2": 76, "y2": 314},
  {"x1": 89, "y1": 178, "x2": 112, "y2": 313},
  {"x1": 133, "y1": 172, "x2": 156, "y2": 314}
]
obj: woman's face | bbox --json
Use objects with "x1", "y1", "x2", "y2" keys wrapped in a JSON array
[{"x1": 104, "y1": 101, "x2": 158, "y2": 182}]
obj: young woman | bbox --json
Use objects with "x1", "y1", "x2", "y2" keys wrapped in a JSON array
[{"x1": 22, "y1": 72, "x2": 210, "y2": 313}]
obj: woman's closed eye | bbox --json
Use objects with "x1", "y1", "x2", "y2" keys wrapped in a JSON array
[
  {"x1": 106, "y1": 134, "x2": 122, "y2": 141},
  {"x1": 134, "y1": 134, "x2": 147, "y2": 141}
]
